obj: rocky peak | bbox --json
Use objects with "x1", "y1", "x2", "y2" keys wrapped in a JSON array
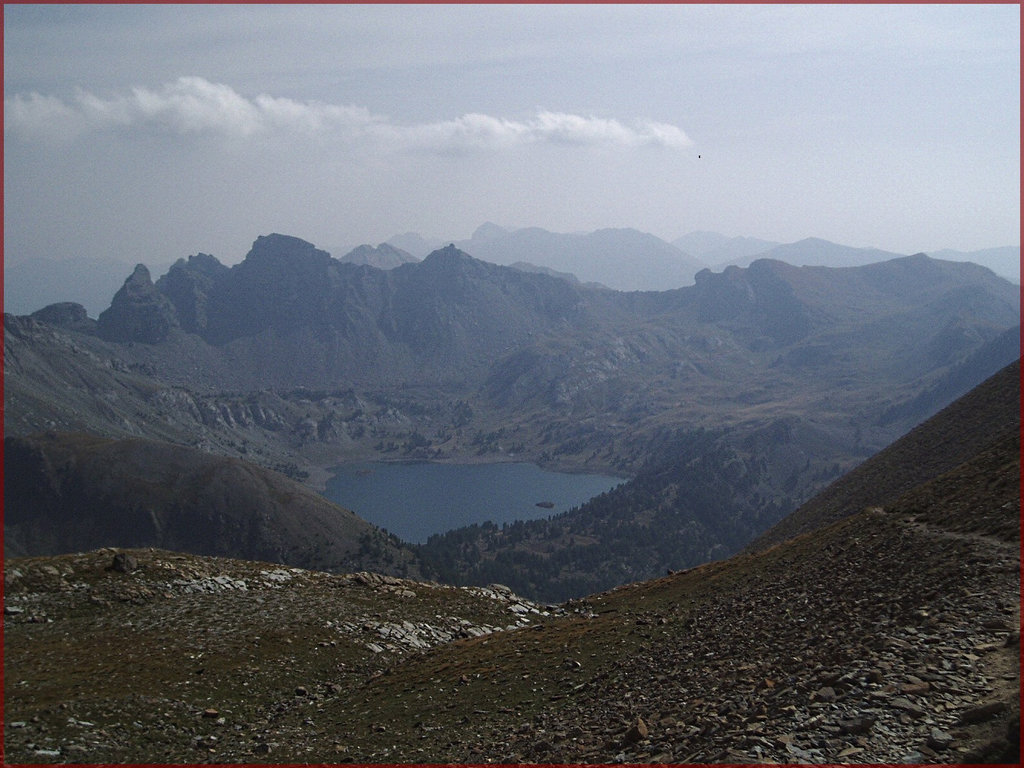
[
  {"x1": 126, "y1": 263, "x2": 153, "y2": 289},
  {"x1": 243, "y1": 234, "x2": 333, "y2": 270},
  {"x1": 184, "y1": 252, "x2": 226, "y2": 275},
  {"x1": 693, "y1": 260, "x2": 810, "y2": 344},
  {"x1": 156, "y1": 254, "x2": 228, "y2": 335},
  {"x1": 420, "y1": 244, "x2": 478, "y2": 271},
  {"x1": 471, "y1": 222, "x2": 509, "y2": 242},
  {"x1": 97, "y1": 263, "x2": 180, "y2": 344},
  {"x1": 30, "y1": 302, "x2": 96, "y2": 333}
]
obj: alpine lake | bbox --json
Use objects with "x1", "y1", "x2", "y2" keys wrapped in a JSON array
[{"x1": 324, "y1": 461, "x2": 626, "y2": 544}]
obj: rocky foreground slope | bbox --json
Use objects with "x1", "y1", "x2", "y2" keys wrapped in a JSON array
[{"x1": 4, "y1": 419, "x2": 1018, "y2": 763}]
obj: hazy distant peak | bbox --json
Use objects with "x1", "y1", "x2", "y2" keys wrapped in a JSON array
[
  {"x1": 340, "y1": 243, "x2": 418, "y2": 270},
  {"x1": 385, "y1": 232, "x2": 447, "y2": 259},
  {"x1": 674, "y1": 231, "x2": 780, "y2": 267},
  {"x1": 471, "y1": 222, "x2": 510, "y2": 241},
  {"x1": 422, "y1": 243, "x2": 471, "y2": 263},
  {"x1": 761, "y1": 238, "x2": 906, "y2": 269},
  {"x1": 926, "y1": 246, "x2": 1020, "y2": 284}
]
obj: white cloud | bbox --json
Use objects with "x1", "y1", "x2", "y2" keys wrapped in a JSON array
[
  {"x1": 4, "y1": 76, "x2": 691, "y2": 152},
  {"x1": 4, "y1": 91, "x2": 87, "y2": 142},
  {"x1": 130, "y1": 77, "x2": 263, "y2": 136}
]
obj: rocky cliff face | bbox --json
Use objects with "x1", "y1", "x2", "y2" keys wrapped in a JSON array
[
  {"x1": 81, "y1": 235, "x2": 1019, "y2": 400},
  {"x1": 97, "y1": 264, "x2": 180, "y2": 343},
  {"x1": 29, "y1": 302, "x2": 96, "y2": 333},
  {"x1": 156, "y1": 252, "x2": 228, "y2": 334},
  {"x1": 105, "y1": 235, "x2": 600, "y2": 388}
]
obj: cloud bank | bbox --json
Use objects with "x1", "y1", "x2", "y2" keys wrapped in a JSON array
[{"x1": 4, "y1": 76, "x2": 692, "y2": 152}]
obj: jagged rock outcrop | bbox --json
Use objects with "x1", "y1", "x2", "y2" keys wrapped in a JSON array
[
  {"x1": 694, "y1": 259, "x2": 812, "y2": 344},
  {"x1": 97, "y1": 264, "x2": 180, "y2": 343},
  {"x1": 156, "y1": 252, "x2": 228, "y2": 334},
  {"x1": 30, "y1": 302, "x2": 96, "y2": 333}
]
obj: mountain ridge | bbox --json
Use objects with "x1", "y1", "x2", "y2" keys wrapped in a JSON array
[
  {"x1": 6, "y1": 228, "x2": 1017, "y2": 318},
  {"x1": 5, "y1": 232, "x2": 1019, "y2": 603}
]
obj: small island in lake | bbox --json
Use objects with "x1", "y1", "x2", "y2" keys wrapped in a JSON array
[{"x1": 535, "y1": 501, "x2": 555, "y2": 509}]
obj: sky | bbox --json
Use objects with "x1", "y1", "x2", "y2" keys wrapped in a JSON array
[{"x1": 4, "y1": 4, "x2": 1020, "y2": 268}]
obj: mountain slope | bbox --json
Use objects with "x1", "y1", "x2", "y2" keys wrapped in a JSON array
[
  {"x1": 456, "y1": 225, "x2": 706, "y2": 291},
  {"x1": 416, "y1": 420, "x2": 839, "y2": 601},
  {"x1": 3, "y1": 431, "x2": 422, "y2": 577},
  {"x1": 419, "y1": 346, "x2": 1021, "y2": 602},
  {"x1": 3, "y1": 361, "x2": 1017, "y2": 763},
  {"x1": 750, "y1": 358, "x2": 1021, "y2": 550},
  {"x1": 928, "y1": 245, "x2": 1019, "y2": 284}
]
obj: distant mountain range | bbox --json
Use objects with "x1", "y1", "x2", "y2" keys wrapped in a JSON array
[
  {"x1": 673, "y1": 231, "x2": 1020, "y2": 282},
  {"x1": 927, "y1": 246, "x2": 1019, "y2": 283},
  {"x1": 672, "y1": 230, "x2": 782, "y2": 267},
  {"x1": 5, "y1": 232, "x2": 1019, "y2": 601},
  {"x1": 5, "y1": 227, "x2": 1017, "y2": 318},
  {"x1": 446, "y1": 223, "x2": 706, "y2": 292}
]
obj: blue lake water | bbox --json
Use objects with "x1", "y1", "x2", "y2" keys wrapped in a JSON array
[{"x1": 324, "y1": 461, "x2": 626, "y2": 544}]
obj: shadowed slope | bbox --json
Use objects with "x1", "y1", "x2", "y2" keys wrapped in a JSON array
[{"x1": 3, "y1": 431, "x2": 422, "y2": 577}]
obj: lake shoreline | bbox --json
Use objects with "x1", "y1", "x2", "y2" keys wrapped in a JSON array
[
  {"x1": 304, "y1": 451, "x2": 631, "y2": 492},
  {"x1": 321, "y1": 460, "x2": 627, "y2": 545}
]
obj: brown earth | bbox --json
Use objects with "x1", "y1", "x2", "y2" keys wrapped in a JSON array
[{"x1": 4, "y1": 423, "x2": 1018, "y2": 764}]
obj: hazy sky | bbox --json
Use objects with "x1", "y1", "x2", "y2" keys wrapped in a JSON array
[{"x1": 4, "y1": 4, "x2": 1020, "y2": 267}]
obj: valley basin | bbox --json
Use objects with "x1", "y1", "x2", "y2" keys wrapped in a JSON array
[{"x1": 323, "y1": 461, "x2": 626, "y2": 544}]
